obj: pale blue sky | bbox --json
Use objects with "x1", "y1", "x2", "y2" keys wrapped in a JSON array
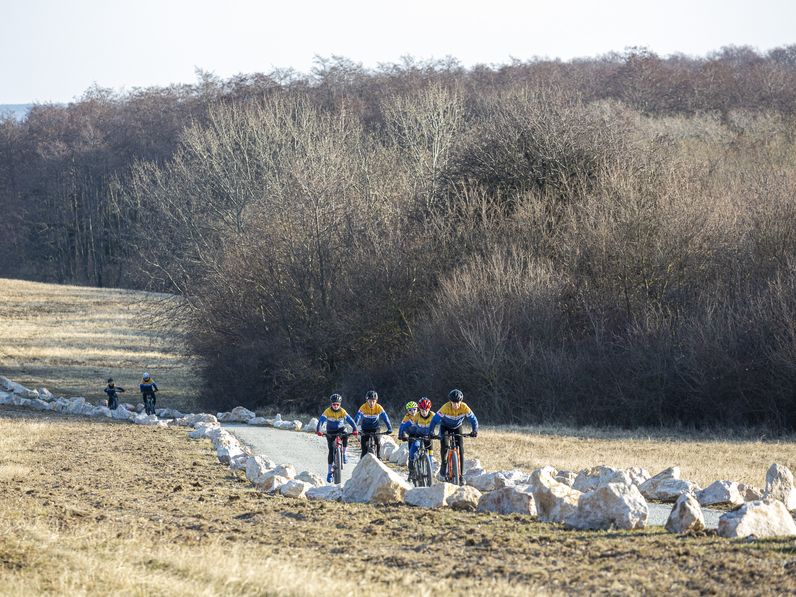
[{"x1": 1, "y1": 0, "x2": 794, "y2": 103}]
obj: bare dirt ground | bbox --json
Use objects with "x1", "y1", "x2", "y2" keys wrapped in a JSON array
[{"x1": 2, "y1": 406, "x2": 795, "y2": 596}]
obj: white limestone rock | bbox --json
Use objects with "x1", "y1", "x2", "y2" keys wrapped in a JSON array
[
  {"x1": 738, "y1": 483, "x2": 763, "y2": 502},
  {"x1": 625, "y1": 466, "x2": 651, "y2": 487},
  {"x1": 36, "y1": 387, "x2": 54, "y2": 401},
  {"x1": 524, "y1": 467, "x2": 582, "y2": 524},
  {"x1": 280, "y1": 480, "x2": 312, "y2": 499},
  {"x1": 718, "y1": 500, "x2": 796, "y2": 538},
  {"x1": 245, "y1": 456, "x2": 276, "y2": 485},
  {"x1": 260, "y1": 474, "x2": 289, "y2": 494},
  {"x1": 272, "y1": 464, "x2": 296, "y2": 480},
  {"x1": 156, "y1": 408, "x2": 184, "y2": 419},
  {"x1": 28, "y1": 399, "x2": 52, "y2": 411},
  {"x1": 568, "y1": 483, "x2": 648, "y2": 530},
  {"x1": 405, "y1": 483, "x2": 458, "y2": 509},
  {"x1": 389, "y1": 443, "x2": 409, "y2": 466},
  {"x1": 66, "y1": 397, "x2": 88, "y2": 414},
  {"x1": 0, "y1": 392, "x2": 12, "y2": 405},
  {"x1": 0, "y1": 377, "x2": 38, "y2": 399},
  {"x1": 110, "y1": 405, "x2": 134, "y2": 421},
  {"x1": 217, "y1": 442, "x2": 245, "y2": 465},
  {"x1": 763, "y1": 463, "x2": 796, "y2": 511},
  {"x1": 304, "y1": 417, "x2": 319, "y2": 432},
  {"x1": 477, "y1": 487, "x2": 538, "y2": 516},
  {"x1": 381, "y1": 442, "x2": 397, "y2": 460},
  {"x1": 188, "y1": 413, "x2": 218, "y2": 427},
  {"x1": 342, "y1": 454, "x2": 411, "y2": 504},
  {"x1": 218, "y1": 406, "x2": 257, "y2": 423},
  {"x1": 296, "y1": 471, "x2": 326, "y2": 487},
  {"x1": 697, "y1": 480, "x2": 745, "y2": 507},
  {"x1": 229, "y1": 453, "x2": 249, "y2": 471},
  {"x1": 247, "y1": 417, "x2": 269, "y2": 426},
  {"x1": 307, "y1": 485, "x2": 343, "y2": 501},
  {"x1": 91, "y1": 405, "x2": 113, "y2": 418},
  {"x1": 188, "y1": 422, "x2": 220, "y2": 439},
  {"x1": 555, "y1": 471, "x2": 577, "y2": 487},
  {"x1": 134, "y1": 413, "x2": 160, "y2": 425},
  {"x1": 665, "y1": 493, "x2": 706, "y2": 534},
  {"x1": 639, "y1": 467, "x2": 700, "y2": 502},
  {"x1": 446, "y1": 485, "x2": 482, "y2": 511}
]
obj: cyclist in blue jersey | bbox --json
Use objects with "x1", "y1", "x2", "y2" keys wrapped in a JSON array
[
  {"x1": 316, "y1": 394, "x2": 358, "y2": 482},
  {"x1": 399, "y1": 397, "x2": 436, "y2": 482},
  {"x1": 430, "y1": 389, "x2": 478, "y2": 480},
  {"x1": 354, "y1": 390, "x2": 393, "y2": 460}
]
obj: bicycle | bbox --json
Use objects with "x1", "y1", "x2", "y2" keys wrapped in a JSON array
[
  {"x1": 325, "y1": 429, "x2": 349, "y2": 484},
  {"x1": 360, "y1": 430, "x2": 391, "y2": 459},
  {"x1": 143, "y1": 393, "x2": 157, "y2": 416},
  {"x1": 436, "y1": 430, "x2": 476, "y2": 486},
  {"x1": 402, "y1": 433, "x2": 434, "y2": 487}
]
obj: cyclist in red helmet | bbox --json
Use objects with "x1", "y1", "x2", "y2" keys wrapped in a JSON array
[{"x1": 400, "y1": 397, "x2": 436, "y2": 481}]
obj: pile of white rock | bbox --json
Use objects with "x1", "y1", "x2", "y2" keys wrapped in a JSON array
[{"x1": 4, "y1": 375, "x2": 795, "y2": 538}]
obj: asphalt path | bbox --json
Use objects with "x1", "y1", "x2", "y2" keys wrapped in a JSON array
[
  {"x1": 224, "y1": 423, "x2": 362, "y2": 483},
  {"x1": 224, "y1": 423, "x2": 723, "y2": 528}
]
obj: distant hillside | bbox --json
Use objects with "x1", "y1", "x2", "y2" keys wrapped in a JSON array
[{"x1": 0, "y1": 104, "x2": 33, "y2": 121}]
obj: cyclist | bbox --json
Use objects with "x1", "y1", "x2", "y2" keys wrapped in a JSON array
[
  {"x1": 316, "y1": 393, "x2": 358, "y2": 483},
  {"x1": 103, "y1": 378, "x2": 125, "y2": 410},
  {"x1": 430, "y1": 389, "x2": 478, "y2": 481},
  {"x1": 400, "y1": 398, "x2": 436, "y2": 482},
  {"x1": 354, "y1": 390, "x2": 393, "y2": 460},
  {"x1": 139, "y1": 372, "x2": 159, "y2": 415}
]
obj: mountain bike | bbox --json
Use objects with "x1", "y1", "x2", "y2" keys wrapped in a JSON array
[
  {"x1": 326, "y1": 429, "x2": 349, "y2": 484},
  {"x1": 403, "y1": 433, "x2": 434, "y2": 487},
  {"x1": 360, "y1": 430, "x2": 391, "y2": 459},
  {"x1": 437, "y1": 430, "x2": 476, "y2": 486},
  {"x1": 143, "y1": 393, "x2": 157, "y2": 416}
]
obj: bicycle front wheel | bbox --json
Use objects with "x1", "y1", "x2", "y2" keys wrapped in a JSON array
[
  {"x1": 448, "y1": 450, "x2": 461, "y2": 486},
  {"x1": 333, "y1": 444, "x2": 343, "y2": 484},
  {"x1": 418, "y1": 454, "x2": 432, "y2": 487}
]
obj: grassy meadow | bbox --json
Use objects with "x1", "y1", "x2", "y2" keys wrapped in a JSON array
[
  {"x1": 1, "y1": 407, "x2": 795, "y2": 595},
  {"x1": 0, "y1": 278, "x2": 200, "y2": 412}
]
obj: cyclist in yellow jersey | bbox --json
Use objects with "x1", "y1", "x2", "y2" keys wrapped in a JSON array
[
  {"x1": 354, "y1": 390, "x2": 393, "y2": 459},
  {"x1": 430, "y1": 389, "x2": 478, "y2": 480},
  {"x1": 400, "y1": 398, "x2": 436, "y2": 482},
  {"x1": 316, "y1": 393, "x2": 359, "y2": 482}
]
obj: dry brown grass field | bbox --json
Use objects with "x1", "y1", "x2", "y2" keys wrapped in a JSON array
[
  {"x1": 0, "y1": 278, "x2": 200, "y2": 412},
  {"x1": 1, "y1": 407, "x2": 795, "y2": 596},
  {"x1": 2, "y1": 277, "x2": 795, "y2": 489}
]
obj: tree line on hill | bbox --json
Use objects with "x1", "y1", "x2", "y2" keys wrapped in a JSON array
[{"x1": 1, "y1": 46, "x2": 795, "y2": 430}]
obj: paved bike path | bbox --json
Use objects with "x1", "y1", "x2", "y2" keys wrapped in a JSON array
[
  {"x1": 224, "y1": 423, "x2": 722, "y2": 527},
  {"x1": 224, "y1": 423, "x2": 362, "y2": 483}
]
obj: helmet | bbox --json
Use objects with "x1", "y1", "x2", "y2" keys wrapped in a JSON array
[
  {"x1": 418, "y1": 398, "x2": 431, "y2": 410},
  {"x1": 143, "y1": 372, "x2": 151, "y2": 382},
  {"x1": 330, "y1": 393, "x2": 342, "y2": 404},
  {"x1": 448, "y1": 389, "x2": 463, "y2": 402},
  {"x1": 107, "y1": 378, "x2": 114, "y2": 384},
  {"x1": 405, "y1": 401, "x2": 418, "y2": 411},
  {"x1": 365, "y1": 390, "x2": 378, "y2": 401}
]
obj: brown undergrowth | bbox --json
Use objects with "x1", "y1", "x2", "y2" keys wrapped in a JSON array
[{"x1": 1, "y1": 407, "x2": 795, "y2": 596}]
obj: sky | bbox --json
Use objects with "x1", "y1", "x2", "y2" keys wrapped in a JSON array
[{"x1": 1, "y1": 0, "x2": 794, "y2": 104}]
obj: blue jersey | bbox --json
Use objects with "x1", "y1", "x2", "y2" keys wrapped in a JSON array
[
  {"x1": 431, "y1": 402, "x2": 478, "y2": 433},
  {"x1": 140, "y1": 381, "x2": 158, "y2": 396},
  {"x1": 409, "y1": 411, "x2": 436, "y2": 437},
  {"x1": 317, "y1": 406, "x2": 357, "y2": 433},
  {"x1": 355, "y1": 403, "x2": 392, "y2": 433}
]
